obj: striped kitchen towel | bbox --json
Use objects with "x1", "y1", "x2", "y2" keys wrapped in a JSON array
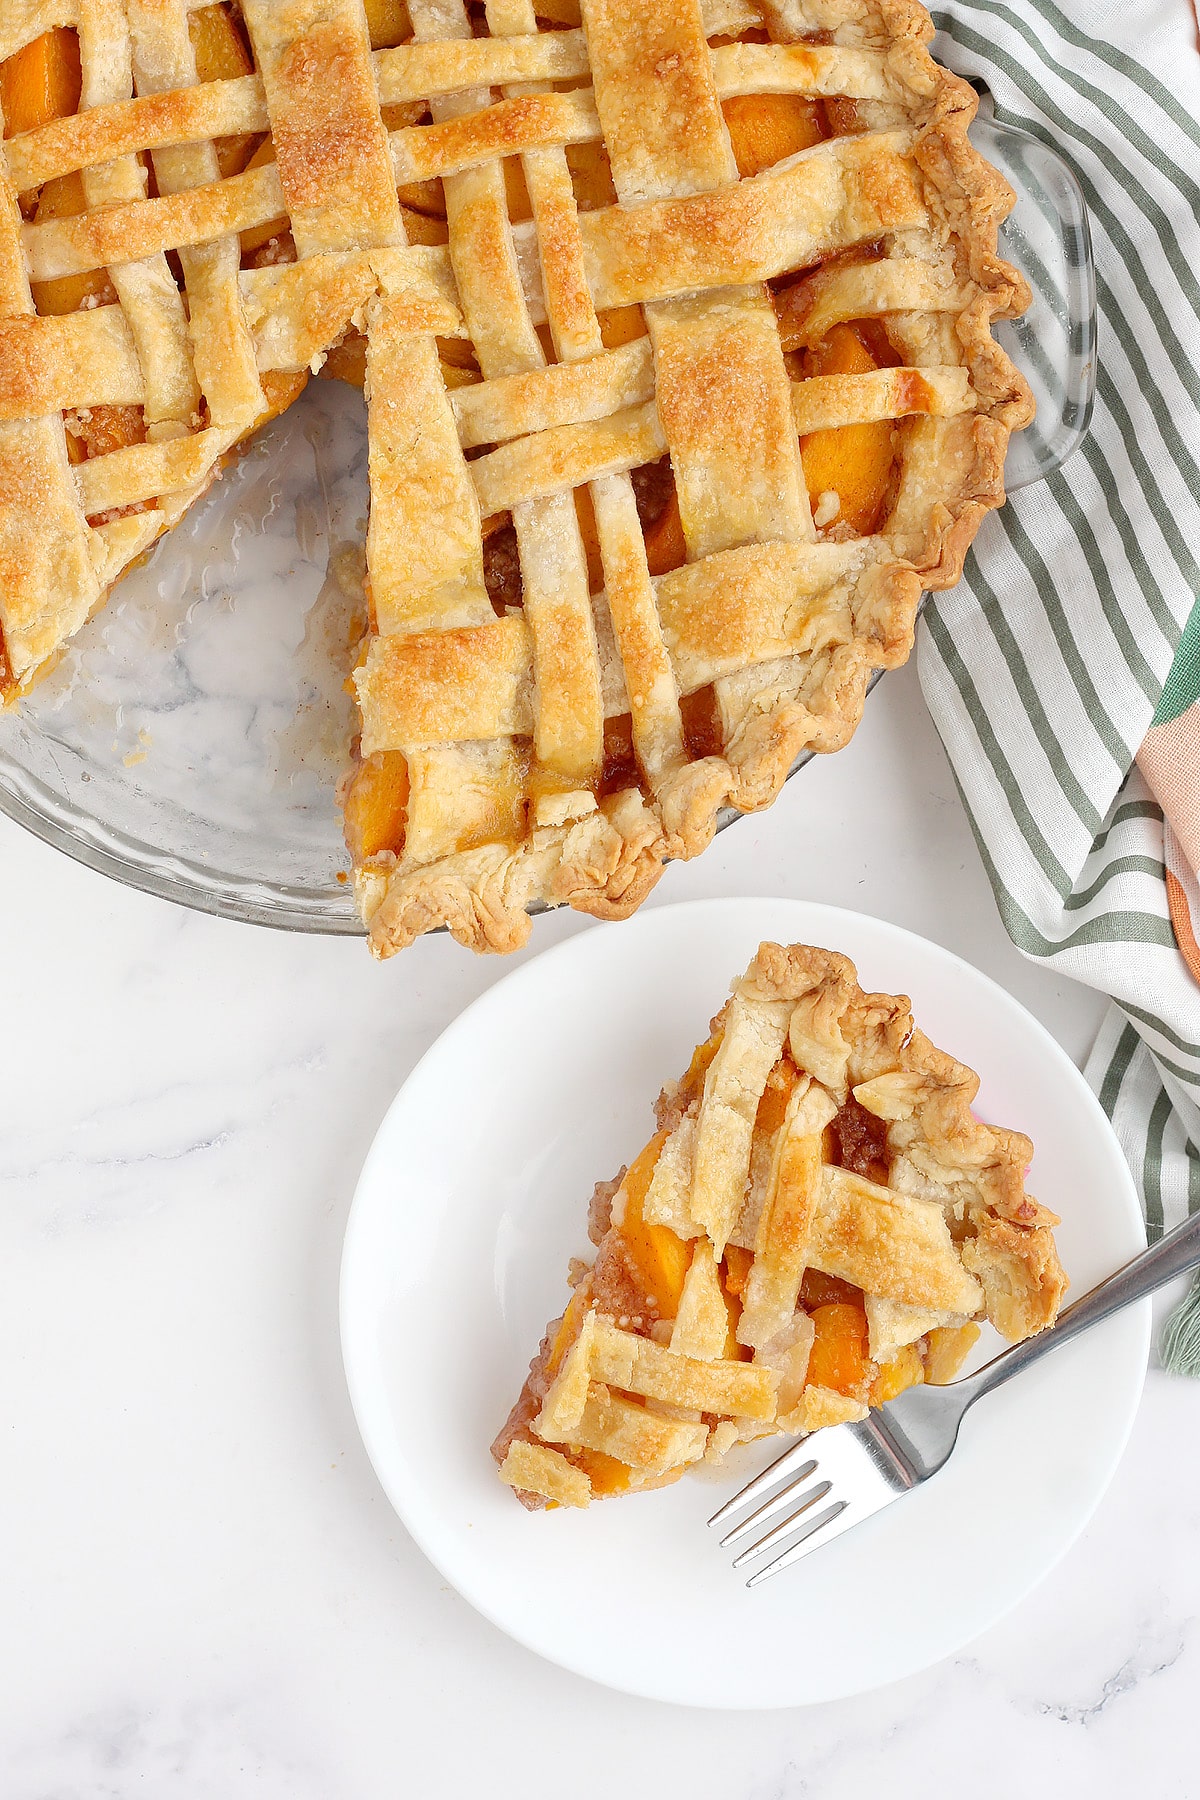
[{"x1": 920, "y1": 0, "x2": 1200, "y2": 1365}]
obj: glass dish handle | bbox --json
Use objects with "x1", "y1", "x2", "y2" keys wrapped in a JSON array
[{"x1": 969, "y1": 112, "x2": 1097, "y2": 492}]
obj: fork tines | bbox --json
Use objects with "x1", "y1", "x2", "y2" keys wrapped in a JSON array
[{"x1": 709, "y1": 1422, "x2": 909, "y2": 1587}]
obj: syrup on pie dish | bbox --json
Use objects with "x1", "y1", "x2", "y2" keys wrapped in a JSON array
[
  {"x1": 493, "y1": 942, "x2": 1066, "y2": 1508},
  {"x1": 0, "y1": 1, "x2": 1032, "y2": 954}
]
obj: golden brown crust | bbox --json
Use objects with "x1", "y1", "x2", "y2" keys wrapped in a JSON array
[
  {"x1": 351, "y1": 1, "x2": 1032, "y2": 955},
  {"x1": 498, "y1": 1438, "x2": 592, "y2": 1507},
  {"x1": 961, "y1": 1213, "x2": 1069, "y2": 1341},
  {"x1": 0, "y1": 1, "x2": 1030, "y2": 919},
  {"x1": 497, "y1": 939, "x2": 1067, "y2": 1506}
]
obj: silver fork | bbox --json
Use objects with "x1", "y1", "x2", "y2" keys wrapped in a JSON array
[{"x1": 710, "y1": 1208, "x2": 1200, "y2": 1587}]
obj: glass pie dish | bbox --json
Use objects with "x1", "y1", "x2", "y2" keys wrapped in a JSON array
[{"x1": 0, "y1": 114, "x2": 1094, "y2": 935}]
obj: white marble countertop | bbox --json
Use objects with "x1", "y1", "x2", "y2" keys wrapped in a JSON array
[{"x1": 4, "y1": 650, "x2": 1199, "y2": 1796}]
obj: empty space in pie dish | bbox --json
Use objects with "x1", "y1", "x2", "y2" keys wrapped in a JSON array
[{"x1": 0, "y1": 380, "x2": 369, "y2": 924}]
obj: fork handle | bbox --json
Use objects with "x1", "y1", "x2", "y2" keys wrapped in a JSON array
[{"x1": 964, "y1": 1208, "x2": 1200, "y2": 1404}]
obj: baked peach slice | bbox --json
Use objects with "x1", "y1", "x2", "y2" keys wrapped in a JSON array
[
  {"x1": 343, "y1": 750, "x2": 411, "y2": 864},
  {"x1": 0, "y1": 25, "x2": 80, "y2": 142},
  {"x1": 799, "y1": 322, "x2": 898, "y2": 535},
  {"x1": 722, "y1": 92, "x2": 827, "y2": 178}
]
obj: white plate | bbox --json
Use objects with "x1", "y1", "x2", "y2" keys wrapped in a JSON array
[{"x1": 340, "y1": 899, "x2": 1148, "y2": 1708}]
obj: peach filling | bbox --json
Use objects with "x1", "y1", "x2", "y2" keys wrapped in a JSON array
[
  {"x1": 800, "y1": 1276, "x2": 935, "y2": 1407},
  {"x1": 0, "y1": 26, "x2": 80, "y2": 140},
  {"x1": 364, "y1": 0, "x2": 410, "y2": 53},
  {"x1": 571, "y1": 1448, "x2": 632, "y2": 1498},
  {"x1": 807, "y1": 1300, "x2": 871, "y2": 1396},
  {"x1": 342, "y1": 749, "x2": 410, "y2": 863},
  {"x1": 723, "y1": 92, "x2": 827, "y2": 178},
  {"x1": 612, "y1": 1131, "x2": 692, "y2": 1319},
  {"x1": 827, "y1": 1090, "x2": 891, "y2": 1185},
  {"x1": 599, "y1": 712, "x2": 638, "y2": 800},
  {"x1": 186, "y1": 2, "x2": 258, "y2": 178},
  {"x1": 0, "y1": 20, "x2": 905, "y2": 822},
  {"x1": 797, "y1": 321, "x2": 899, "y2": 536}
]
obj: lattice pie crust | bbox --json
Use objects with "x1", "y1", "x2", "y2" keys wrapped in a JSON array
[
  {"x1": 0, "y1": 1, "x2": 1031, "y2": 954},
  {"x1": 494, "y1": 942, "x2": 1066, "y2": 1508}
]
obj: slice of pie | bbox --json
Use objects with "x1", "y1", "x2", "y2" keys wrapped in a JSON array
[
  {"x1": 493, "y1": 941, "x2": 1066, "y2": 1509},
  {"x1": 0, "y1": 1, "x2": 1032, "y2": 955}
]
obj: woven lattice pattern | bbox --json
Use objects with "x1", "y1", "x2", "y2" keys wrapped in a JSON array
[
  {"x1": 0, "y1": 0, "x2": 1032, "y2": 953},
  {"x1": 494, "y1": 942, "x2": 1067, "y2": 1509}
]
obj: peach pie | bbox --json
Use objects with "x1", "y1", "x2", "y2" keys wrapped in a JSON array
[
  {"x1": 0, "y1": 1, "x2": 1031, "y2": 954},
  {"x1": 494, "y1": 942, "x2": 1066, "y2": 1508}
]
